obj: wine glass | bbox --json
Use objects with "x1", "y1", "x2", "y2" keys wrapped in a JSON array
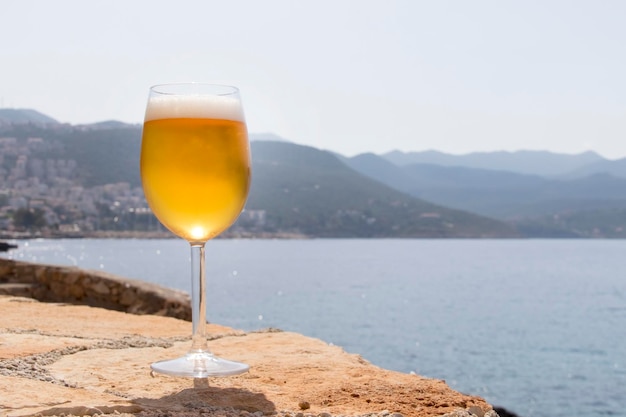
[{"x1": 140, "y1": 83, "x2": 251, "y2": 377}]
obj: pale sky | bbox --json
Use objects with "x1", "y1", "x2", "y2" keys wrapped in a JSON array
[{"x1": 1, "y1": 0, "x2": 625, "y2": 159}]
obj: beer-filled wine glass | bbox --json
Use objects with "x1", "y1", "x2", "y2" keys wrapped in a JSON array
[{"x1": 140, "y1": 83, "x2": 251, "y2": 377}]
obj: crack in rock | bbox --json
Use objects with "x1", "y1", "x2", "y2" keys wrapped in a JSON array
[
  {"x1": 0, "y1": 330, "x2": 252, "y2": 388},
  {"x1": 0, "y1": 335, "x2": 176, "y2": 386}
]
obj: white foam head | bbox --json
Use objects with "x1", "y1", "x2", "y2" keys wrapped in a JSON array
[{"x1": 144, "y1": 91, "x2": 245, "y2": 122}]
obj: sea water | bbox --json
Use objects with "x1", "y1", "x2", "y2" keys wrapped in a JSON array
[{"x1": 4, "y1": 238, "x2": 626, "y2": 417}]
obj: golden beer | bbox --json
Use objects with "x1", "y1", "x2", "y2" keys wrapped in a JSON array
[{"x1": 141, "y1": 117, "x2": 250, "y2": 243}]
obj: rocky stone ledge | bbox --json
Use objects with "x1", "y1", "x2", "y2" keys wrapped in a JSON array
[
  {"x1": 0, "y1": 258, "x2": 502, "y2": 417},
  {"x1": 0, "y1": 295, "x2": 497, "y2": 417},
  {"x1": 0, "y1": 258, "x2": 190, "y2": 320}
]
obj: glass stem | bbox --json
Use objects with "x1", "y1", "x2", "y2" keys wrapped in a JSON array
[{"x1": 190, "y1": 242, "x2": 210, "y2": 353}]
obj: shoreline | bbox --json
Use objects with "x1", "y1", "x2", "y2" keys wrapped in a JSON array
[{"x1": 0, "y1": 230, "x2": 309, "y2": 241}]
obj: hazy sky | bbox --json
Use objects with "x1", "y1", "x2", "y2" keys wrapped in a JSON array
[{"x1": 2, "y1": 0, "x2": 625, "y2": 158}]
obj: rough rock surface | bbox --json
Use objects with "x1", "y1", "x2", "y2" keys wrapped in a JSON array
[
  {"x1": 0, "y1": 257, "x2": 498, "y2": 417},
  {"x1": 0, "y1": 295, "x2": 496, "y2": 417}
]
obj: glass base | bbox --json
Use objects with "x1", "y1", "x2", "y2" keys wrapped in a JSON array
[{"x1": 151, "y1": 351, "x2": 249, "y2": 378}]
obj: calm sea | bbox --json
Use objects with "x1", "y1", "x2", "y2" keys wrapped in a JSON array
[{"x1": 3, "y1": 238, "x2": 626, "y2": 417}]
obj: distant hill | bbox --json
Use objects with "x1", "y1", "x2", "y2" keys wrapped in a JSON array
[
  {"x1": 382, "y1": 149, "x2": 605, "y2": 177},
  {"x1": 561, "y1": 157, "x2": 626, "y2": 180},
  {"x1": 0, "y1": 108, "x2": 141, "y2": 131},
  {"x1": 76, "y1": 120, "x2": 139, "y2": 130},
  {"x1": 0, "y1": 123, "x2": 143, "y2": 188},
  {"x1": 513, "y1": 206, "x2": 626, "y2": 238},
  {"x1": 345, "y1": 153, "x2": 626, "y2": 220},
  {"x1": 246, "y1": 141, "x2": 517, "y2": 237},
  {"x1": 0, "y1": 108, "x2": 59, "y2": 126}
]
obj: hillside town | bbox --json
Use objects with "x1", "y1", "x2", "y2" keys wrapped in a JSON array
[{"x1": 0, "y1": 135, "x2": 154, "y2": 237}]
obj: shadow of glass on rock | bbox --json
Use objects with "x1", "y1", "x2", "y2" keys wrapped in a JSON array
[{"x1": 135, "y1": 380, "x2": 276, "y2": 414}]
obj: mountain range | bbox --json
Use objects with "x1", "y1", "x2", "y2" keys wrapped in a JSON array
[
  {"x1": 343, "y1": 152, "x2": 626, "y2": 237},
  {"x1": 343, "y1": 152, "x2": 626, "y2": 218},
  {"x1": 2, "y1": 108, "x2": 626, "y2": 238}
]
